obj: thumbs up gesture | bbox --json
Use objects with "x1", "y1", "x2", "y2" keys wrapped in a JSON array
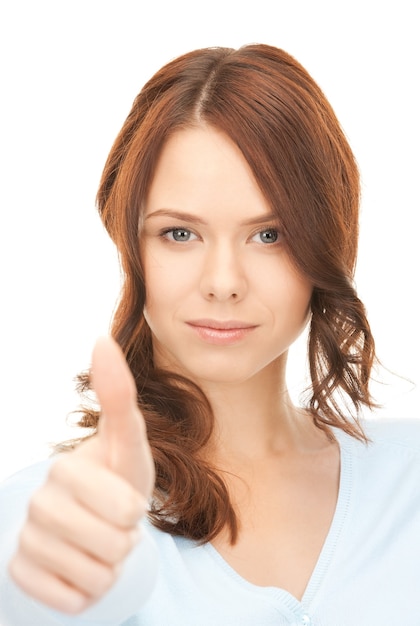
[{"x1": 9, "y1": 337, "x2": 155, "y2": 614}]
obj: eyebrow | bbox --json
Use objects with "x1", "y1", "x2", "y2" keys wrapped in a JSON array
[
  {"x1": 145, "y1": 209, "x2": 206, "y2": 224},
  {"x1": 145, "y1": 208, "x2": 279, "y2": 226}
]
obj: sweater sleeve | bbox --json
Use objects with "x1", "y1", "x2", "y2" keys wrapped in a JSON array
[{"x1": 0, "y1": 460, "x2": 159, "y2": 626}]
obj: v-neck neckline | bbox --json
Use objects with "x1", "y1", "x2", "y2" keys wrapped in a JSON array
[{"x1": 203, "y1": 430, "x2": 354, "y2": 613}]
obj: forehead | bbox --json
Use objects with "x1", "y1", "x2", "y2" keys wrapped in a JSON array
[{"x1": 145, "y1": 126, "x2": 272, "y2": 219}]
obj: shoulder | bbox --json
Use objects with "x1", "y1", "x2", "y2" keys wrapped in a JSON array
[
  {"x1": 336, "y1": 417, "x2": 420, "y2": 492},
  {"x1": 334, "y1": 416, "x2": 420, "y2": 455},
  {"x1": 335, "y1": 416, "x2": 420, "y2": 479},
  {"x1": 362, "y1": 416, "x2": 420, "y2": 453},
  {"x1": 0, "y1": 457, "x2": 55, "y2": 497}
]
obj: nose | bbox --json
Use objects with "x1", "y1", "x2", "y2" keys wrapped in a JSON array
[{"x1": 199, "y1": 241, "x2": 247, "y2": 302}]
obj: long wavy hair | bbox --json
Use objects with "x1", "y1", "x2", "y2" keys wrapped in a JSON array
[{"x1": 71, "y1": 44, "x2": 377, "y2": 544}]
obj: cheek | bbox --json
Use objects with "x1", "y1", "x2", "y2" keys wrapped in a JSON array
[
  {"x1": 142, "y1": 251, "x2": 196, "y2": 318},
  {"x1": 143, "y1": 249, "x2": 176, "y2": 304},
  {"x1": 294, "y1": 280, "x2": 313, "y2": 318},
  {"x1": 270, "y1": 278, "x2": 312, "y2": 340},
  {"x1": 257, "y1": 258, "x2": 312, "y2": 316},
  {"x1": 291, "y1": 285, "x2": 313, "y2": 327}
]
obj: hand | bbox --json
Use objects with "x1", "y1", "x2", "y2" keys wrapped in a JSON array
[{"x1": 8, "y1": 336, "x2": 155, "y2": 614}]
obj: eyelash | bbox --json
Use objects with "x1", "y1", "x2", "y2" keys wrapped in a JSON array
[
  {"x1": 250, "y1": 227, "x2": 281, "y2": 245},
  {"x1": 159, "y1": 227, "x2": 198, "y2": 243},
  {"x1": 159, "y1": 226, "x2": 282, "y2": 245}
]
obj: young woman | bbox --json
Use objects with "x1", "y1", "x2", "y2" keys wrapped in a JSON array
[{"x1": 0, "y1": 44, "x2": 419, "y2": 626}]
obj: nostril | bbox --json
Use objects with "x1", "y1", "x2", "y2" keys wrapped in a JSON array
[{"x1": 206, "y1": 291, "x2": 239, "y2": 300}]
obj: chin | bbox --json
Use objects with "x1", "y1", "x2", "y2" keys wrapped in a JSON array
[{"x1": 183, "y1": 358, "x2": 272, "y2": 387}]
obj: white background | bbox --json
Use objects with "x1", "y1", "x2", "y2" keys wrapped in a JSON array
[{"x1": 0, "y1": 1, "x2": 418, "y2": 481}]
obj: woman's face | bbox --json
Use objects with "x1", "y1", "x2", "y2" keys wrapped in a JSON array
[{"x1": 141, "y1": 125, "x2": 312, "y2": 385}]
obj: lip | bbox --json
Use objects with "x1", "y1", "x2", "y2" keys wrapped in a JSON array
[
  {"x1": 186, "y1": 319, "x2": 257, "y2": 345},
  {"x1": 187, "y1": 319, "x2": 256, "y2": 330}
]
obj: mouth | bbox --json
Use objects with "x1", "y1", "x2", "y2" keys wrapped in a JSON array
[
  {"x1": 186, "y1": 319, "x2": 257, "y2": 345},
  {"x1": 187, "y1": 319, "x2": 256, "y2": 330}
]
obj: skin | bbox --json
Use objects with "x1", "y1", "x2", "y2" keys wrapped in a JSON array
[
  {"x1": 142, "y1": 125, "x2": 312, "y2": 388},
  {"x1": 9, "y1": 125, "x2": 340, "y2": 612},
  {"x1": 143, "y1": 126, "x2": 340, "y2": 599},
  {"x1": 9, "y1": 338, "x2": 155, "y2": 614}
]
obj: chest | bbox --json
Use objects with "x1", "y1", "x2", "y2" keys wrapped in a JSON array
[{"x1": 212, "y1": 447, "x2": 340, "y2": 600}]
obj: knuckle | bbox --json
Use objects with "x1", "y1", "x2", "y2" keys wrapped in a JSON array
[
  {"x1": 27, "y1": 486, "x2": 69, "y2": 535},
  {"x1": 119, "y1": 491, "x2": 145, "y2": 527},
  {"x1": 90, "y1": 563, "x2": 118, "y2": 597},
  {"x1": 27, "y1": 488, "x2": 50, "y2": 524},
  {"x1": 63, "y1": 591, "x2": 93, "y2": 615},
  {"x1": 18, "y1": 523, "x2": 37, "y2": 556},
  {"x1": 109, "y1": 491, "x2": 141, "y2": 527},
  {"x1": 9, "y1": 552, "x2": 92, "y2": 616},
  {"x1": 107, "y1": 529, "x2": 135, "y2": 562},
  {"x1": 48, "y1": 456, "x2": 74, "y2": 483},
  {"x1": 8, "y1": 554, "x2": 23, "y2": 584}
]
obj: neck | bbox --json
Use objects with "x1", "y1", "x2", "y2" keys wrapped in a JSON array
[{"x1": 198, "y1": 357, "x2": 330, "y2": 462}]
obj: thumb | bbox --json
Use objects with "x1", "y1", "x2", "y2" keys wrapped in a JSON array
[{"x1": 89, "y1": 335, "x2": 155, "y2": 497}]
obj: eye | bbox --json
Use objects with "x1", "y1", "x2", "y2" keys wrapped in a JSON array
[
  {"x1": 162, "y1": 228, "x2": 197, "y2": 242},
  {"x1": 252, "y1": 228, "x2": 280, "y2": 244}
]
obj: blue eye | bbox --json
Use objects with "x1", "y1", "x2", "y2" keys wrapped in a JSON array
[
  {"x1": 253, "y1": 228, "x2": 279, "y2": 244},
  {"x1": 163, "y1": 228, "x2": 197, "y2": 242}
]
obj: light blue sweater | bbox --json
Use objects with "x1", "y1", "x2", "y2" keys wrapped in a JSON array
[{"x1": 1, "y1": 418, "x2": 419, "y2": 626}]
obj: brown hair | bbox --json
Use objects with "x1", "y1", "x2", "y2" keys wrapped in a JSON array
[{"x1": 74, "y1": 44, "x2": 376, "y2": 543}]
